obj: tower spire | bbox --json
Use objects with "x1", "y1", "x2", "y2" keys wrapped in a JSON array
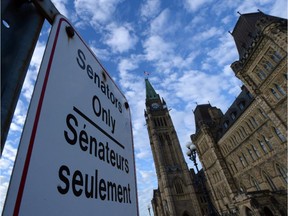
[{"x1": 145, "y1": 78, "x2": 160, "y2": 100}]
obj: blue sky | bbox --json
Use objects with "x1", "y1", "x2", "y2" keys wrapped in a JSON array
[{"x1": 1, "y1": 0, "x2": 287, "y2": 215}]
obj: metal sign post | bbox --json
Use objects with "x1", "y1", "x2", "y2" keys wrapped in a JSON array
[{"x1": 1, "y1": 0, "x2": 44, "y2": 155}]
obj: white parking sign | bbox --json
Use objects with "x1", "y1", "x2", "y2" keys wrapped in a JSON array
[{"x1": 3, "y1": 15, "x2": 138, "y2": 216}]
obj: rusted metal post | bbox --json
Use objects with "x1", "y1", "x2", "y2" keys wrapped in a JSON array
[
  {"x1": 1, "y1": 0, "x2": 45, "y2": 156},
  {"x1": 1, "y1": 0, "x2": 60, "y2": 156}
]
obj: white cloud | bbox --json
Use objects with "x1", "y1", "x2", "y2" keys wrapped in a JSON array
[
  {"x1": 183, "y1": 0, "x2": 212, "y2": 12},
  {"x1": 51, "y1": 0, "x2": 69, "y2": 17},
  {"x1": 89, "y1": 44, "x2": 111, "y2": 62},
  {"x1": 22, "y1": 41, "x2": 46, "y2": 102},
  {"x1": 143, "y1": 35, "x2": 174, "y2": 62},
  {"x1": 269, "y1": 0, "x2": 288, "y2": 18},
  {"x1": 149, "y1": 9, "x2": 176, "y2": 36},
  {"x1": 74, "y1": 0, "x2": 123, "y2": 27},
  {"x1": 206, "y1": 33, "x2": 238, "y2": 66},
  {"x1": 192, "y1": 26, "x2": 223, "y2": 42},
  {"x1": 140, "y1": 0, "x2": 161, "y2": 21},
  {"x1": 0, "y1": 141, "x2": 18, "y2": 213},
  {"x1": 103, "y1": 23, "x2": 138, "y2": 53}
]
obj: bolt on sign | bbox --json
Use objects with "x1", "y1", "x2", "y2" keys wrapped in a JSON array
[{"x1": 3, "y1": 14, "x2": 139, "y2": 216}]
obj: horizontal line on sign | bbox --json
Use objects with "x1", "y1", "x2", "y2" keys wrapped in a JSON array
[{"x1": 73, "y1": 106, "x2": 125, "y2": 149}]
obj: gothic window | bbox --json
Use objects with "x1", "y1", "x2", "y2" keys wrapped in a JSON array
[
  {"x1": 154, "y1": 119, "x2": 157, "y2": 127},
  {"x1": 274, "y1": 127, "x2": 286, "y2": 142},
  {"x1": 247, "y1": 148, "x2": 256, "y2": 161},
  {"x1": 174, "y1": 178, "x2": 184, "y2": 194},
  {"x1": 263, "y1": 172, "x2": 277, "y2": 191},
  {"x1": 159, "y1": 134, "x2": 164, "y2": 145},
  {"x1": 276, "y1": 164, "x2": 287, "y2": 183},
  {"x1": 239, "y1": 183, "x2": 246, "y2": 193},
  {"x1": 251, "y1": 176, "x2": 261, "y2": 191},
  {"x1": 250, "y1": 117, "x2": 258, "y2": 128},
  {"x1": 160, "y1": 118, "x2": 164, "y2": 126},
  {"x1": 237, "y1": 131, "x2": 242, "y2": 140},
  {"x1": 238, "y1": 130, "x2": 244, "y2": 139},
  {"x1": 252, "y1": 145, "x2": 261, "y2": 158},
  {"x1": 258, "y1": 140, "x2": 268, "y2": 154},
  {"x1": 271, "y1": 88, "x2": 281, "y2": 100},
  {"x1": 165, "y1": 133, "x2": 171, "y2": 145},
  {"x1": 229, "y1": 163, "x2": 234, "y2": 174},
  {"x1": 157, "y1": 118, "x2": 161, "y2": 126},
  {"x1": 163, "y1": 118, "x2": 167, "y2": 126},
  {"x1": 268, "y1": 50, "x2": 282, "y2": 63},
  {"x1": 263, "y1": 135, "x2": 272, "y2": 150},
  {"x1": 246, "y1": 122, "x2": 253, "y2": 131},
  {"x1": 258, "y1": 108, "x2": 268, "y2": 119},
  {"x1": 241, "y1": 126, "x2": 247, "y2": 136},
  {"x1": 256, "y1": 68, "x2": 267, "y2": 80},
  {"x1": 275, "y1": 84, "x2": 286, "y2": 96},
  {"x1": 242, "y1": 152, "x2": 248, "y2": 164},
  {"x1": 232, "y1": 161, "x2": 238, "y2": 172},
  {"x1": 239, "y1": 155, "x2": 247, "y2": 167},
  {"x1": 232, "y1": 135, "x2": 237, "y2": 145},
  {"x1": 261, "y1": 59, "x2": 274, "y2": 72}
]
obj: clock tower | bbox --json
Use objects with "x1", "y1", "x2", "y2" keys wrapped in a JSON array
[{"x1": 144, "y1": 78, "x2": 202, "y2": 216}]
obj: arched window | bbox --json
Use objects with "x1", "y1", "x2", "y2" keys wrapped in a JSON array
[
  {"x1": 269, "y1": 50, "x2": 282, "y2": 63},
  {"x1": 276, "y1": 164, "x2": 287, "y2": 183},
  {"x1": 258, "y1": 140, "x2": 268, "y2": 153},
  {"x1": 251, "y1": 176, "x2": 261, "y2": 191},
  {"x1": 232, "y1": 160, "x2": 238, "y2": 172},
  {"x1": 246, "y1": 122, "x2": 253, "y2": 131},
  {"x1": 241, "y1": 126, "x2": 247, "y2": 136},
  {"x1": 247, "y1": 148, "x2": 256, "y2": 161},
  {"x1": 239, "y1": 155, "x2": 247, "y2": 167},
  {"x1": 252, "y1": 144, "x2": 261, "y2": 157},
  {"x1": 174, "y1": 178, "x2": 184, "y2": 194},
  {"x1": 263, "y1": 172, "x2": 277, "y2": 191},
  {"x1": 274, "y1": 127, "x2": 286, "y2": 142},
  {"x1": 258, "y1": 108, "x2": 268, "y2": 119},
  {"x1": 271, "y1": 88, "x2": 281, "y2": 100},
  {"x1": 257, "y1": 69, "x2": 267, "y2": 80},
  {"x1": 262, "y1": 60, "x2": 274, "y2": 72},
  {"x1": 275, "y1": 84, "x2": 286, "y2": 96},
  {"x1": 250, "y1": 117, "x2": 258, "y2": 128},
  {"x1": 239, "y1": 183, "x2": 246, "y2": 193},
  {"x1": 263, "y1": 135, "x2": 272, "y2": 150}
]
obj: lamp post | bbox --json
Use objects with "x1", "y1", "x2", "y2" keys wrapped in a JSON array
[
  {"x1": 186, "y1": 142, "x2": 220, "y2": 216},
  {"x1": 148, "y1": 204, "x2": 151, "y2": 216}
]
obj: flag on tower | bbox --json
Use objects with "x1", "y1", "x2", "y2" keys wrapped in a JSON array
[{"x1": 144, "y1": 71, "x2": 150, "y2": 76}]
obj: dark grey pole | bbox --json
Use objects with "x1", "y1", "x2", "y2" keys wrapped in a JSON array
[{"x1": 1, "y1": 0, "x2": 45, "y2": 156}]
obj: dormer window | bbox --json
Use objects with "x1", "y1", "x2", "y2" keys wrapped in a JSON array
[
  {"x1": 247, "y1": 91, "x2": 253, "y2": 99},
  {"x1": 238, "y1": 101, "x2": 245, "y2": 110},
  {"x1": 223, "y1": 120, "x2": 229, "y2": 129},
  {"x1": 231, "y1": 112, "x2": 237, "y2": 120}
]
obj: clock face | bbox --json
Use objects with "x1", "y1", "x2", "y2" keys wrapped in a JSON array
[{"x1": 151, "y1": 102, "x2": 160, "y2": 109}]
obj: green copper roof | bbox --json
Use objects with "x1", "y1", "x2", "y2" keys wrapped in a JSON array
[{"x1": 145, "y1": 78, "x2": 160, "y2": 100}]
